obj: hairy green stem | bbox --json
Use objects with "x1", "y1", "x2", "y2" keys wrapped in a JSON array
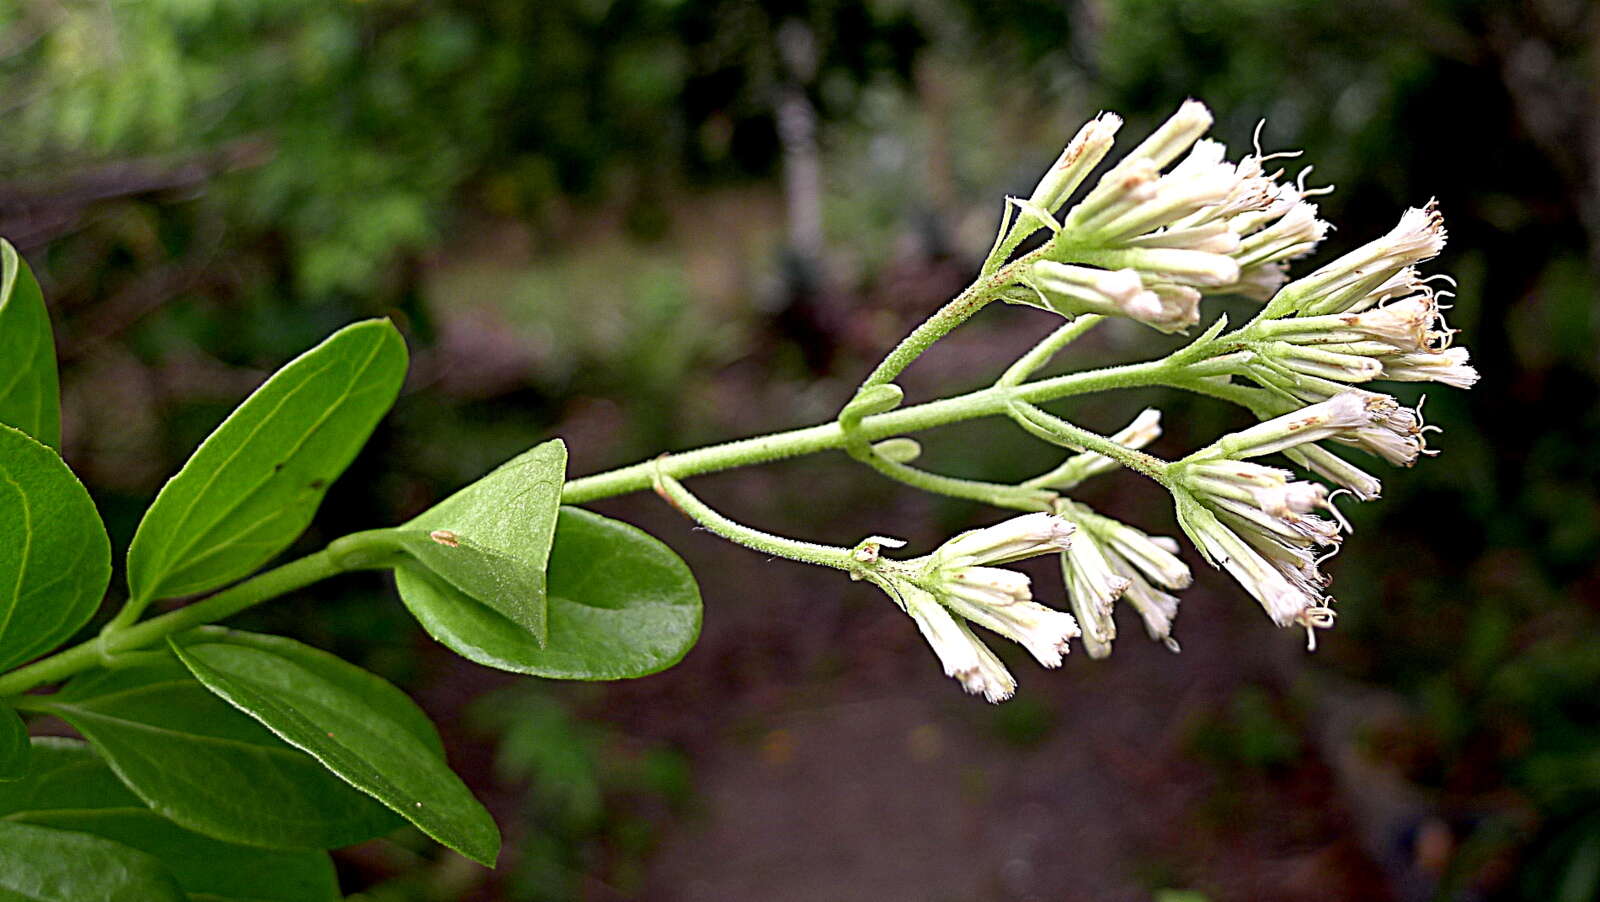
[
  {"x1": 561, "y1": 356, "x2": 1175, "y2": 504},
  {"x1": 0, "y1": 530, "x2": 403, "y2": 699},
  {"x1": 652, "y1": 471, "x2": 858, "y2": 571},
  {"x1": 996, "y1": 316, "x2": 1104, "y2": 387},
  {"x1": 1, "y1": 554, "x2": 340, "y2": 697},
  {"x1": 1006, "y1": 400, "x2": 1173, "y2": 484},
  {"x1": 855, "y1": 243, "x2": 1056, "y2": 392}
]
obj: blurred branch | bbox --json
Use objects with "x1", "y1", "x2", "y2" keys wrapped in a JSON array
[
  {"x1": 0, "y1": 138, "x2": 273, "y2": 249},
  {"x1": 57, "y1": 255, "x2": 225, "y2": 365}
]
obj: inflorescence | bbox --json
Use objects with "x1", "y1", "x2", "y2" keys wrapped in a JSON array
[{"x1": 663, "y1": 100, "x2": 1474, "y2": 702}]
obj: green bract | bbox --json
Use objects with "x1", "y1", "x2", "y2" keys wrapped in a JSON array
[
  {"x1": 125, "y1": 319, "x2": 407, "y2": 606},
  {"x1": 397, "y1": 438, "x2": 568, "y2": 645},
  {"x1": 396, "y1": 507, "x2": 702, "y2": 680},
  {"x1": 0, "y1": 425, "x2": 111, "y2": 673}
]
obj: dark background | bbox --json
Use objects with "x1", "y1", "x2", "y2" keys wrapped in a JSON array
[{"x1": 2, "y1": 0, "x2": 1596, "y2": 899}]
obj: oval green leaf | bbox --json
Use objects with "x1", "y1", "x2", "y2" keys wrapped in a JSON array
[
  {"x1": 40, "y1": 656, "x2": 400, "y2": 851},
  {"x1": 126, "y1": 319, "x2": 408, "y2": 604},
  {"x1": 0, "y1": 820, "x2": 186, "y2": 902},
  {"x1": 394, "y1": 506, "x2": 702, "y2": 680},
  {"x1": 399, "y1": 438, "x2": 567, "y2": 645},
  {"x1": 0, "y1": 424, "x2": 112, "y2": 672},
  {"x1": 170, "y1": 636, "x2": 500, "y2": 867},
  {"x1": 0, "y1": 705, "x2": 27, "y2": 781},
  {"x1": 0, "y1": 240, "x2": 61, "y2": 449},
  {"x1": 0, "y1": 737, "x2": 338, "y2": 902}
]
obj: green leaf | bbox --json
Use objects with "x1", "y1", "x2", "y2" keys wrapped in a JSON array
[
  {"x1": 0, "y1": 424, "x2": 111, "y2": 672},
  {"x1": 395, "y1": 507, "x2": 701, "y2": 680},
  {"x1": 40, "y1": 656, "x2": 400, "y2": 851},
  {"x1": 171, "y1": 635, "x2": 500, "y2": 866},
  {"x1": 187, "y1": 627, "x2": 444, "y2": 756},
  {"x1": 0, "y1": 706, "x2": 27, "y2": 781},
  {"x1": 399, "y1": 439, "x2": 566, "y2": 645},
  {"x1": 0, "y1": 240, "x2": 61, "y2": 450},
  {"x1": 126, "y1": 319, "x2": 408, "y2": 604},
  {"x1": 0, "y1": 820, "x2": 186, "y2": 901},
  {"x1": 0, "y1": 737, "x2": 338, "y2": 902}
]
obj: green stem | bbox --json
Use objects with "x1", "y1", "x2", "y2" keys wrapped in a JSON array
[
  {"x1": 845, "y1": 448, "x2": 1054, "y2": 511},
  {"x1": 855, "y1": 244, "x2": 1056, "y2": 392},
  {"x1": 996, "y1": 316, "x2": 1104, "y2": 387},
  {"x1": 1006, "y1": 400, "x2": 1173, "y2": 485},
  {"x1": 561, "y1": 357, "x2": 1176, "y2": 504},
  {"x1": 652, "y1": 471, "x2": 858, "y2": 572},
  {"x1": 0, "y1": 551, "x2": 348, "y2": 698},
  {"x1": 856, "y1": 283, "x2": 990, "y2": 391}
]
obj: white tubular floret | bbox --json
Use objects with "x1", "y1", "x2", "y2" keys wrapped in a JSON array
[
  {"x1": 1028, "y1": 112, "x2": 1124, "y2": 214},
  {"x1": 1382, "y1": 346, "x2": 1479, "y2": 388},
  {"x1": 1208, "y1": 391, "x2": 1393, "y2": 460},
  {"x1": 939, "y1": 567, "x2": 1081, "y2": 669},
  {"x1": 1058, "y1": 529, "x2": 1129, "y2": 659},
  {"x1": 1284, "y1": 443, "x2": 1384, "y2": 501},
  {"x1": 935, "y1": 513, "x2": 1075, "y2": 567},
  {"x1": 1279, "y1": 201, "x2": 1447, "y2": 316},
  {"x1": 904, "y1": 587, "x2": 1017, "y2": 703}
]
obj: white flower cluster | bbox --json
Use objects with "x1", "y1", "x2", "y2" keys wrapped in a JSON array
[
  {"x1": 1154, "y1": 198, "x2": 1476, "y2": 644},
  {"x1": 1012, "y1": 101, "x2": 1329, "y2": 333},
  {"x1": 873, "y1": 103, "x2": 1478, "y2": 699},
  {"x1": 1230, "y1": 200, "x2": 1475, "y2": 494},
  {"x1": 1055, "y1": 501, "x2": 1191, "y2": 658},
  {"x1": 874, "y1": 514, "x2": 1078, "y2": 702},
  {"x1": 1176, "y1": 396, "x2": 1365, "y2": 621},
  {"x1": 1173, "y1": 389, "x2": 1453, "y2": 645}
]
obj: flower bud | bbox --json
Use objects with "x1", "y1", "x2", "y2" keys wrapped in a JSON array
[
  {"x1": 1284, "y1": 444, "x2": 1383, "y2": 501},
  {"x1": 902, "y1": 586, "x2": 1017, "y2": 703},
  {"x1": 938, "y1": 566, "x2": 1081, "y2": 669},
  {"x1": 935, "y1": 512, "x2": 1075, "y2": 567},
  {"x1": 1028, "y1": 261, "x2": 1147, "y2": 311},
  {"x1": 1059, "y1": 529, "x2": 1130, "y2": 659},
  {"x1": 1124, "y1": 99, "x2": 1215, "y2": 169},
  {"x1": 1207, "y1": 391, "x2": 1391, "y2": 460},
  {"x1": 1027, "y1": 113, "x2": 1123, "y2": 214},
  {"x1": 1283, "y1": 201, "x2": 1447, "y2": 316},
  {"x1": 1381, "y1": 347, "x2": 1479, "y2": 389},
  {"x1": 1089, "y1": 247, "x2": 1242, "y2": 288}
]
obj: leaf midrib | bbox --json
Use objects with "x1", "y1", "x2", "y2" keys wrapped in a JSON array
[
  {"x1": 139, "y1": 330, "x2": 389, "y2": 597},
  {"x1": 166, "y1": 371, "x2": 394, "y2": 577},
  {"x1": 188, "y1": 660, "x2": 486, "y2": 851}
]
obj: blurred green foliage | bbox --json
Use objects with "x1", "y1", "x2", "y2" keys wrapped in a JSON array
[
  {"x1": 1187, "y1": 685, "x2": 1302, "y2": 774},
  {"x1": 2, "y1": 0, "x2": 1596, "y2": 898},
  {"x1": 470, "y1": 688, "x2": 691, "y2": 901}
]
